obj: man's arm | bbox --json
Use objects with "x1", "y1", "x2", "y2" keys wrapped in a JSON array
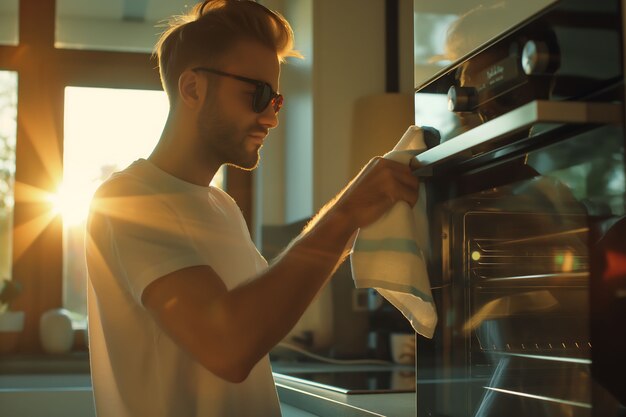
[{"x1": 141, "y1": 157, "x2": 419, "y2": 383}]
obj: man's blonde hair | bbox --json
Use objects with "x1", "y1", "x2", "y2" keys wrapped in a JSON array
[{"x1": 154, "y1": 0, "x2": 301, "y2": 101}]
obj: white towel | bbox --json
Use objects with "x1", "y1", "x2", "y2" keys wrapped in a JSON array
[{"x1": 350, "y1": 126, "x2": 438, "y2": 339}]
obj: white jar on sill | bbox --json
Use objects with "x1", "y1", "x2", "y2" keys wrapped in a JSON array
[{"x1": 39, "y1": 308, "x2": 74, "y2": 354}]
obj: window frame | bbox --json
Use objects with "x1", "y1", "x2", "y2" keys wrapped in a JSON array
[{"x1": 0, "y1": 0, "x2": 252, "y2": 354}]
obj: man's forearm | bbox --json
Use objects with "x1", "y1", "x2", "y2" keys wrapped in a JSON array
[{"x1": 223, "y1": 206, "x2": 355, "y2": 372}]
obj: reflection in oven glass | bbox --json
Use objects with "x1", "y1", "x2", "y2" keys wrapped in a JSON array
[
  {"x1": 462, "y1": 189, "x2": 592, "y2": 415},
  {"x1": 429, "y1": 152, "x2": 624, "y2": 416}
]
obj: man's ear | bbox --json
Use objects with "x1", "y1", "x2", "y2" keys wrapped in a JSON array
[{"x1": 178, "y1": 70, "x2": 203, "y2": 108}]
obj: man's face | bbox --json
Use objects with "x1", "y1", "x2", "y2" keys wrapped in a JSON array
[{"x1": 196, "y1": 39, "x2": 280, "y2": 171}]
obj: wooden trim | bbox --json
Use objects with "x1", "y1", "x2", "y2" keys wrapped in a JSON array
[
  {"x1": 19, "y1": 0, "x2": 56, "y2": 49},
  {"x1": 0, "y1": 46, "x2": 19, "y2": 71},
  {"x1": 9, "y1": 0, "x2": 60, "y2": 354},
  {"x1": 11, "y1": 64, "x2": 65, "y2": 352}
]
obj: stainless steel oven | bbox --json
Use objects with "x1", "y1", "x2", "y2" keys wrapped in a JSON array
[{"x1": 411, "y1": 0, "x2": 626, "y2": 415}]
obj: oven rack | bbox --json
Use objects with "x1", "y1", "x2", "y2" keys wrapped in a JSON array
[
  {"x1": 477, "y1": 340, "x2": 591, "y2": 354},
  {"x1": 471, "y1": 271, "x2": 590, "y2": 286}
]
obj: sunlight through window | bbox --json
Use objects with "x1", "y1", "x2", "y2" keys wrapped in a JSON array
[
  {"x1": 61, "y1": 86, "x2": 226, "y2": 321},
  {"x1": 62, "y1": 87, "x2": 169, "y2": 320}
]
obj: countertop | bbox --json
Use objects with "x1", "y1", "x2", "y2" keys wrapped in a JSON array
[
  {"x1": 0, "y1": 355, "x2": 416, "y2": 416},
  {"x1": 271, "y1": 362, "x2": 416, "y2": 417}
]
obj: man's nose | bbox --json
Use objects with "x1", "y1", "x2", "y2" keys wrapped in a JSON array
[{"x1": 258, "y1": 105, "x2": 279, "y2": 129}]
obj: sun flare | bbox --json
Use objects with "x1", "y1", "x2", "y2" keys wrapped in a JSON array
[{"x1": 49, "y1": 182, "x2": 96, "y2": 226}]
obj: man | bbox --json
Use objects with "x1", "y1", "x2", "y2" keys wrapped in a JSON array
[{"x1": 86, "y1": 1, "x2": 419, "y2": 416}]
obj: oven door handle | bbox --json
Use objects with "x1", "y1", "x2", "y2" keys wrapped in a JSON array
[{"x1": 409, "y1": 100, "x2": 623, "y2": 176}]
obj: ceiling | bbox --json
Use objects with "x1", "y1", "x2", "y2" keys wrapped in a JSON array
[
  {"x1": 0, "y1": 0, "x2": 199, "y2": 22},
  {"x1": 58, "y1": 0, "x2": 196, "y2": 21}
]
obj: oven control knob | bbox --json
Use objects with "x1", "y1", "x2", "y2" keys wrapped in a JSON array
[
  {"x1": 422, "y1": 126, "x2": 441, "y2": 149},
  {"x1": 447, "y1": 85, "x2": 477, "y2": 112},
  {"x1": 522, "y1": 40, "x2": 556, "y2": 75}
]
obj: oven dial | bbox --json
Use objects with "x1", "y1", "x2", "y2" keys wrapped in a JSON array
[
  {"x1": 522, "y1": 40, "x2": 556, "y2": 75},
  {"x1": 447, "y1": 86, "x2": 477, "y2": 112}
]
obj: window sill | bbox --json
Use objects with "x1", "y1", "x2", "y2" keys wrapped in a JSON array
[{"x1": 0, "y1": 352, "x2": 90, "y2": 374}]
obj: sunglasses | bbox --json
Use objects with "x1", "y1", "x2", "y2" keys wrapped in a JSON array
[{"x1": 192, "y1": 67, "x2": 283, "y2": 114}]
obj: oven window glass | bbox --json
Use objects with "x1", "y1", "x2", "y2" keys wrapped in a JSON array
[
  {"x1": 422, "y1": 123, "x2": 624, "y2": 417},
  {"x1": 527, "y1": 125, "x2": 625, "y2": 216},
  {"x1": 413, "y1": 0, "x2": 559, "y2": 88}
]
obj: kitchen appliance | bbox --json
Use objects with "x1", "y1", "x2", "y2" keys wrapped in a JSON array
[
  {"x1": 411, "y1": 0, "x2": 626, "y2": 415},
  {"x1": 275, "y1": 367, "x2": 416, "y2": 395}
]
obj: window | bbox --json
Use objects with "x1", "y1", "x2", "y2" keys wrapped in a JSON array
[
  {"x1": 60, "y1": 87, "x2": 168, "y2": 320},
  {"x1": 0, "y1": 0, "x2": 18, "y2": 46},
  {"x1": 0, "y1": 0, "x2": 249, "y2": 354},
  {"x1": 0, "y1": 71, "x2": 17, "y2": 281},
  {"x1": 60, "y1": 86, "x2": 226, "y2": 322}
]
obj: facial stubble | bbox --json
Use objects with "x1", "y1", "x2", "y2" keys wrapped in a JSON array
[{"x1": 197, "y1": 99, "x2": 262, "y2": 172}]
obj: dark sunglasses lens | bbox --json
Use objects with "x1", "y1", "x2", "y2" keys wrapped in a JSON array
[{"x1": 253, "y1": 84, "x2": 272, "y2": 113}]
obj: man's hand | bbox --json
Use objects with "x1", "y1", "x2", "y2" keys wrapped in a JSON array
[{"x1": 331, "y1": 156, "x2": 420, "y2": 231}]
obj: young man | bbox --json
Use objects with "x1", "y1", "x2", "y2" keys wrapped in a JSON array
[{"x1": 86, "y1": 1, "x2": 419, "y2": 416}]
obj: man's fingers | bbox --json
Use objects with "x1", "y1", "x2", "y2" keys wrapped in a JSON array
[
  {"x1": 391, "y1": 175, "x2": 420, "y2": 208},
  {"x1": 377, "y1": 159, "x2": 420, "y2": 206},
  {"x1": 336, "y1": 156, "x2": 422, "y2": 229}
]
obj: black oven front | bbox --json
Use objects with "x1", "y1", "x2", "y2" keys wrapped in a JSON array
[{"x1": 412, "y1": 0, "x2": 626, "y2": 416}]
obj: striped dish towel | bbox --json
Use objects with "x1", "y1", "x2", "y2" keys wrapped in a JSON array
[{"x1": 350, "y1": 126, "x2": 437, "y2": 339}]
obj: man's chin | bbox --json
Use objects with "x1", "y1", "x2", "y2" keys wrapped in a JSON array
[
  {"x1": 226, "y1": 157, "x2": 260, "y2": 171},
  {"x1": 226, "y1": 163, "x2": 257, "y2": 172}
]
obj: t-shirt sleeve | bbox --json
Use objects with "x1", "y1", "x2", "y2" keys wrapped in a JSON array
[{"x1": 88, "y1": 178, "x2": 205, "y2": 305}]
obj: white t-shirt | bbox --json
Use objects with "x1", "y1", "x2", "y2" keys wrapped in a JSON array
[{"x1": 86, "y1": 159, "x2": 281, "y2": 417}]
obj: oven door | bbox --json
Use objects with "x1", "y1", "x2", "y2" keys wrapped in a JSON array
[{"x1": 413, "y1": 107, "x2": 626, "y2": 417}]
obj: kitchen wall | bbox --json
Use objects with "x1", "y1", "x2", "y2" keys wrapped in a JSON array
[
  {"x1": 258, "y1": 0, "x2": 415, "y2": 228},
  {"x1": 256, "y1": 0, "x2": 415, "y2": 350}
]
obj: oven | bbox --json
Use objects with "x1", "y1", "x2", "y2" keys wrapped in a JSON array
[{"x1": 411, "y1": 0, "x2": 626, "y2": 416}]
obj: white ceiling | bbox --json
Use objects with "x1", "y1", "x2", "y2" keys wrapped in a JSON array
[
  {"x1": 57, "y1": 0, "x2": 198, "y2": 21},
  {"x1": 0, "y1": 0, "x2": 201, "y2": 22}
]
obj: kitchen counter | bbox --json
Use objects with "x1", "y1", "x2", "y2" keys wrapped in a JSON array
[
  {"x1": 0, "y1": 355, "x2": 416, "y2": 416},
  {"x1": 272, "y1": 362, "x2": 416, "y2": 417}
]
